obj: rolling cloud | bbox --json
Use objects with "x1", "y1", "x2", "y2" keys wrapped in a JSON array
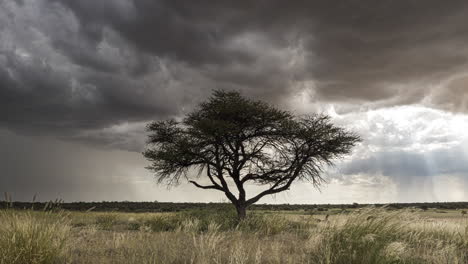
[{"x1": 1, "y1": 0, "x2": 467, "y2": 202}]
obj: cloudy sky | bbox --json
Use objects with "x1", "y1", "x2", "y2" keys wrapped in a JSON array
[{"x1": 1, "y1": 0, "x2": 468, "y2": 203}]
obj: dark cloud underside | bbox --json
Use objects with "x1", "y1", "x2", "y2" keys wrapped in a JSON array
[
  {"x1": 1, "y1": 0, "x2": 468, "y2": 141},
  {"x1": 1, "y1": 0, "x2": 468, "y2": 202}
]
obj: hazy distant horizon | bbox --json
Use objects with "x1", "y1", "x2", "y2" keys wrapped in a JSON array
[{"x1": 5, "y1": 196, "x2": 468, "y2": 205}]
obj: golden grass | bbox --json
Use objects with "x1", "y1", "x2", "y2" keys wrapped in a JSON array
[
  {"x1": 0, "y1": 210, "x2": 70, "y2": 264},
  {"x1": 0, "y1": 207, "x2": 466, "y2": 264}
]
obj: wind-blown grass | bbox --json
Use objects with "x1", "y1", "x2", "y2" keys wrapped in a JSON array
[
  {"x1": 0, "y1": 210, "x2": 70, "y2": 264},
  {"x1": 1, "y1": 207, "x2": 467, "y2": 263},
  {"x1": 308, "y1": 208, "x2": 467, "y2": 264},
  {"x1": 308, "y1": 208, "x2": 413, "y2": 263}
]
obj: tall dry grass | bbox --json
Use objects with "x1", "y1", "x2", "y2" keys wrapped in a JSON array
[
  {"x1": 1, "y1": 207, "x2": 466, "y2": 263},
  {"x1": 0, "y1": 210, "x2": 70, "y2": 264}
]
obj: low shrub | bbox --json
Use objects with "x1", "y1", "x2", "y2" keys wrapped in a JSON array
[
  {"x1": 127, "y1": 222, "x2": 141, "y2": 231},
  {"x1": 238, "y1": 213, "x2": 289, "y2": 235},
  {"x1": 180, "y1": 206, "x2": 238, "y2": 231},
  {"x1": 143, "y1": 215, "x2": 182, "y2": 232},
  {"x1": 95, "y1": 213, "x2": 119, "y2": 230}
]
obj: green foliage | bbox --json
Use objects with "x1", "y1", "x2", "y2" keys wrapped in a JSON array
[
  {"x1": 95, "y1": 213, "x2": 119, "y2": 230},
  {"x1": 180, "y1": 207, "x2": 238, "y2": 231},
  {"x1": 0, "y1": 210, "x2": 70, "y2": 264},
  {"x1": 143, "y1": 90, "x2": 361, "y2": 219},
  {"x1": 238, "y1": 213, "x2": 290, "y2": 235},
  {"x1": 143, "y1": 215, "x2": 182, "y2": 232},
  {"x1": 142, "y1": 206, "x2": 238, "y2": 232},
  {"x1": 134, "y1": 207, "x2": 317, "y2": 236},
  {"x1": 126, "y1": 222, "x2": 141, "y2": 231}
]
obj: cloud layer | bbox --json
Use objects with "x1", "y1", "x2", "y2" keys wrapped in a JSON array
[
  {"x1": 1, "y1": 0, "x2": 468, "y2": 202},
  {"x1": 2, "y1": 1, "x2": 468, "y2": 139}
]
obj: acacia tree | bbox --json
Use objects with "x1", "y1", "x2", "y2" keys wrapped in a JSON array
[{"x1": 144, "y1": 90, "x2": 360, "y2": 219}]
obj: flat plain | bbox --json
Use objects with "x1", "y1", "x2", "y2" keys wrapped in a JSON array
[{"x1": 1, "y1": 206, "x2": 467, "y2": 264}]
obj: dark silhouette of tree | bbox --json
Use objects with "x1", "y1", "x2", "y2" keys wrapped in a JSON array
[{"x1": 143, "y1": 90, "x2": 361, "y2": 219}]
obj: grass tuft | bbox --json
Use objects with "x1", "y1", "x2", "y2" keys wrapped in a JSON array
[
  {"x1": 2, "y1": 206, "x2": 467, "y2": 263},
  {"x1": 0, "y1": 210, "x2": 70, "y2": 264}
]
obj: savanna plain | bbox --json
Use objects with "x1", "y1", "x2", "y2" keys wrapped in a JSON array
[{"x1": 1, "y1": 205, "x2": 467, "y2": 264}]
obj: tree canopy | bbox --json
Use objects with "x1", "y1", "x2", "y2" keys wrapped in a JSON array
[{"x1": 144, "y1": 90, "x2": 360, "y2": 219}]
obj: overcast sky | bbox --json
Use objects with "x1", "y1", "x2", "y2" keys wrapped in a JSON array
[{"x1": 1, "y1": 0, "x2": 468, "y2": 203}]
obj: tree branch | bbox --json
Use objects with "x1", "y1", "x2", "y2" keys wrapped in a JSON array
[
  {"x1": 206, "y1": 165, "x2": 222, "y2": 189},
  {"x1": 246, "y1": 175, "x2": 296, "y2": 205},
  {"x1": 189, "y1": 181, "x2": 223, "y2": 190}
]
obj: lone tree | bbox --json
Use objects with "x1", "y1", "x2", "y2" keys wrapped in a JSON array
[{"x1": 144, "y1": 90, "x2": 360, "y2": 219}]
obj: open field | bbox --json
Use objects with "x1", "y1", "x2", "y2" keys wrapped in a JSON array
[{"x1": 1, "y1": 207, "x2": 467, "y2": 264}]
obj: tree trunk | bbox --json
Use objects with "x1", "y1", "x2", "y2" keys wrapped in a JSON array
[{"x1": 236, "y1": 204, "x2": 247, "y2": 220}]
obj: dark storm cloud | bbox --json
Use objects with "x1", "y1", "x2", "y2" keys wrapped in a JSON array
[
  {"x1": 431, "y1": 75, "x2": 468, "y2": 113},
  {"x1": 0, "y1": 0, "x2": 208, "y2": 142},
  {"x1": 59, "y1": 0, "x2": 468, "y2": 103},
  {"x1": 0, "y1": 51, "x2": 172, "y2": 132},
  {"x1": 3, "y1": 0, "x2": 468, "y2": 203},
  {"x1": 1, "y1": 0, "x2": 468, "y2": 149}
]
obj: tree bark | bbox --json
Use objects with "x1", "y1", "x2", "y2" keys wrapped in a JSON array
[{"x1": 236, "y1": 204, "x2": 247, "y2": 220}]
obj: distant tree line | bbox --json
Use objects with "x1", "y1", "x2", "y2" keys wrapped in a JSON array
[{"x1": 1, "y1": 201, "x2": 468, "y2": 212}]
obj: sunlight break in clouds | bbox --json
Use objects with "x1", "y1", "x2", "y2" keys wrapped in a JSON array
[{"x1": 1, "y1": 0, "x2": 468, "y2": 203}]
